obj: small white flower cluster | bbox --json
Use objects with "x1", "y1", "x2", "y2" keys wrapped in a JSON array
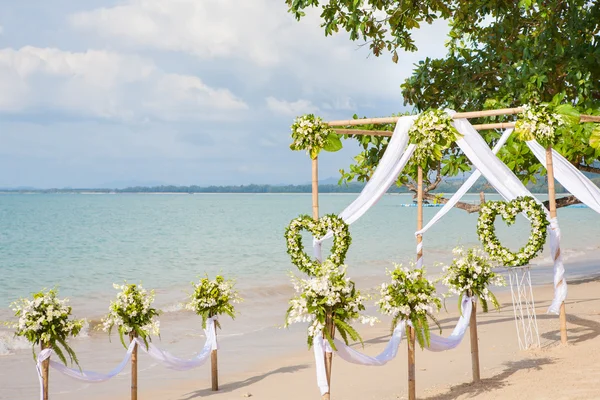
[
  {"x1": 408, "y1": 109, "x2": 462, "y2": 166},
  {"x1": 477, "y1": 196, "x2": 549, "y2": 267},
  {"x1": 102, "y1": 283, "x2": 160, "y2": 346},
  {"x1": 285, "y1": 214, "x2": 351, "y2": 276},
  {"x1": 11, "y1": 289, "x2": 83, "y2": 347},
  {"x1": 185, "y1": 275, "x2": 241, "y2": 328},
  {"x1": 377, "y1": 264, "x2": 441, "y2": 320},
  {"x1": 290, "y1": 114, "x2": 334, "y2": 159},
  {"x1": 515, "y1": 104, "x2": 565, "y2": 146},
  {"x1": 285, "y1": 261, "x2": 376, "y2": 347},
  {"x1": 442, "y1": 247, "x2": 505, "y2": 311}
]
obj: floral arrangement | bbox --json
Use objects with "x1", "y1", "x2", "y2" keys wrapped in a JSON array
[
  {"x1": 285, "y1": 214, "x2": 351, "y2": 276},
  {"x1": 285, "y1": 260, "x2": 376, "y2": 349},
  {"x1": 477, "y1": 196, "x2": 549, "y2": 267},
  {"x1": 102, "y1": 283, "x2": 161, "y2": 349},
  {"x1": 408, "y1": 109, "x2": 463, "y2": 167},
  {"x1": 290, "y1": 114, "x2": 343, "y2": 159},
  {"x1": 515, "y1": 104, "x2": 565, "y2": 147},
  {"x1": 10, "y1": 288, "x2": 84, "y2": 366},
  {"x1": 442, "y1": 247, "x2": 506, "y2": 312},
  {"x1": 185, "y1": 275, "x2": 242, "y2": 329},
  {"x1": 377, "y1": 264, "x2": 442, "y2": 349}
]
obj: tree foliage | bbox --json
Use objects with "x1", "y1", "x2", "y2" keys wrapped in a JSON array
[{"x1": 286, "y1": 0, "x2": 600, "y2": 206}]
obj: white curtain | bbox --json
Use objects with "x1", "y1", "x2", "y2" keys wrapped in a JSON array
[
  {"x1": 36, "y1": 317, "x2": 218, "y2": 400},
  {"x1": 313, "y1": 297, "x2": 474, "y2": 395}
]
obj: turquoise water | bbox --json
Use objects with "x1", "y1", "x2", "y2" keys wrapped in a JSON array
[{"x1": 1, "y1": 193, "x2": 599, "y2": 311}]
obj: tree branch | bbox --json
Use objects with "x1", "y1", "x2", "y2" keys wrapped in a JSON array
[
  {"x1": 422, "y1": 193, "x2": 481, "y2": 213},
  {"x1": 543, "y1": 195, "x2": 581, "y2": 209},
  {"x1": 578, "y1": 164, "x2": 600, "y2": 174}
]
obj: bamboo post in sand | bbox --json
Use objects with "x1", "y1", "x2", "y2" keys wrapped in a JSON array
[
  {"x1": 468, "y1": 292, "x2": 480, "y2": 382},
  {"x1": 211, "y1": 322, "x2": 218, "y2": 391},
  {"x1": 130, "y1": 332, "x2": 138, "y2": 400},
  {"x1": 546, "y1": 146, "x2": 568, "y2": 344},
  {"x1": 41, "y1": 342, "x2": 50, "y2": 400}
]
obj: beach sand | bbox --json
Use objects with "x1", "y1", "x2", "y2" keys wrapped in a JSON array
[{"x1": 3, "y1": 274, "x2": 600, "y2": 400}]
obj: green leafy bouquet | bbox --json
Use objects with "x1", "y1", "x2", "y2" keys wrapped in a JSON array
[
  {"x1": 377, "y1": 264, "x2": 442, "y2": 349},
  {"x1": 290, "y1": 114, "x2": 343, "y2": 159},
  {"x1": 101, "y1": 283, "x2": 160, "y2": 349},
  {"x1": 442, "y1": 247, "x2": 506, "y2": 313},
  {"x1": 185, "y1": 275, "x2": 242, "y2": 329},
  {"x1": 285, "y1": 260, "x2": 377, "y2": 349},
  {"x1": 408, "y1": 109, "x2": 463, "y2": 168},
  {"x1": 10, "y1": 288, "x2": 84, "y2": 366}
]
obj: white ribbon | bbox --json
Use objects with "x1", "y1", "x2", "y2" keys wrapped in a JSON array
[
  {"x1": 36, "y1": 317, "x2": 218, "y2": 400},
  {"x1": 312, "y1": 297, "x2": 474, "y2": 395}
]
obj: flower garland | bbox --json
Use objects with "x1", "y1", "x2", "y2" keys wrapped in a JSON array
[
  {"x1": 377, "y1": 264, "x2": 442, "y2": 349},
  {"x1": 10, "y1": 288, "x2": 84, "y2": 366},
  {"x1": 408, "y1": 109, "x2": 463, "y2": 167},
  {"x1": 285, "y1": 260, "x2": 377, "y2": 349},
  {"x1": 442, "y1": 247, "x2": 506, "y2": 313},
  {"x1": 477, "y1": 196, "x2": 549, "y2": 267},
  {"x1": 515, "y1": 104, "x2": 565, "y2": 147},
  {"x1": 290, "y1": 114, "x2": 342, "y2": 159},
  {"x1": 185, "y1": 275, "x2": 242, "y2": 329},
  {"x1": 285, "y1": 214, "x2": 351, "y2": 276},
  {"x1": 102, "y1": 283, "x2": 161, "y2": 349}
]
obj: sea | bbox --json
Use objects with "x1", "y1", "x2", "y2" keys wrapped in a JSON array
[{"x1": 1, "y1": 193, "x2": 599, "y2": 399}]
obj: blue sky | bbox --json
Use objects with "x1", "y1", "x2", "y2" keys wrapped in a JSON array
[{"x1": 0, "y1": 0, "x2": 449, "y2": 188}]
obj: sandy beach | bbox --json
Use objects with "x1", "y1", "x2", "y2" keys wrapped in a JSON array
[{"x1": 4, "y1": 272, "x2": 599, "y2": 400}]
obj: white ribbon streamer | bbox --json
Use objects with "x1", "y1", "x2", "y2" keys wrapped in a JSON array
[
  {"x1": 36, "y1": 317, "x2": 218, "y2": 400},
  {"x1": 313, "y1": 297, "x2": 474, "y2": 395}
]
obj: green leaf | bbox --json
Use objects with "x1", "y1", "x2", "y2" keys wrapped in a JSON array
[
  {"x1": 323, "y1": 133, "x2": 343, "y2": 152},
  {"x1": 589, "y1": 127, "x2": 600, "y2": 150}
]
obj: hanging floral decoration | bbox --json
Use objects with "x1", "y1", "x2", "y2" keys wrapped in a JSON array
[
  {"x1": 185, "y1": 275, "x2": 242, "y2": 329},
  {"x1": 408, "y1": 109, "x2": 463, "y2": 167},
  {"x1": 9, "y1": 288, "x2": 84, "y2": 366},
  {"x1": 377, "y1": 264, "x2": 442, "y2": 349},
  {"x1": 285, "y1": 214, "x2": 351, "y2": 276},
  {"x1": 102, "y1": 283, "x2": 161, "y2": 349},
  {"x1": 515, "y1": 104, "x2": 565, "y2": 147},
  {"x1": 285, "y1": 260, "x2": 377, "y2": 349},
  {"x1": 442, "y1": 247, "x2": 506, "y2": 313},
  {"x1": 290, "y1": 114, "x2": 343, "y2": 159},
  {"x1": 477, "y1": 196, "x2": 549, "y2": 267}
]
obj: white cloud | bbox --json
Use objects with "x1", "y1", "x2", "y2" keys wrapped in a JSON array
[
  {"x1": 0, "y1": 46, "x2": 247, "y2": 120},
  {"x1": 266, "y1": 96, "x2": 318, "y2": 116},
  {"x1": 0, "y1": 25, "x2": 3, "y2": 35}
]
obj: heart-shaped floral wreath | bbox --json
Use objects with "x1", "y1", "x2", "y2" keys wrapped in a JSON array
[
  {"x1": 285, "y1": 214, "x2": 351, "y2": 275},
  {"x1": 476, "y1": 196, "x2": 549, "y2": 267}
]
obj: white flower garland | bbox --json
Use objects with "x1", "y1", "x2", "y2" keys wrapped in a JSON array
[
  {"x1": 10, "y1": 288, "x2": 84, "y2": 366},
  {"x1": 285, "y1": 214, "x2": 351, "y2": 276},
  {"x1": 442, "y1": 247, "x2": 506, "y2": 312},
  {"x1": 477, "y1": 196, "x2": 549, "y2": 267},
  {"x1": 408, "y1": 109, "x2": 463, "y2": 166},
  {"x1": 102, "y1": 283, "x2": 161, "y2": 348},
  {"x1": 515, "y1": 104, "x2": 565, "y2": 146},
  {"x1": 285, "y1": 260, "x2": 376, "y2": 349},
  {"x1": 377, "y1": 264, "x2": 442, "y2": 349},
  {"x1": 290, "y1": 114, "x2": 342, "y2": 159},
  {"x1": 185, "y1": 275, "x2": 242, "y2": 329}
]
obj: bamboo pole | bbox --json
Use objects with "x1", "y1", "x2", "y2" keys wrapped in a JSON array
[
  {"x1": 211, "y1": 322, "x2": 218, "y2": 391},
  {"x1": 333, "y1": 122, "x2": 515, "y2": 136},
  {"x1": 130, "y1": 332, "x2": 138, "y2": 400},
  {"x1": 469, "y1": 296, "x2": 480, "y2": 382},
  {"x1": 41, "y1": 342, "x2": 49, "y2": 400},
  {"x1": 546, "y1": 146, "x2": 568, "y2": 344}
]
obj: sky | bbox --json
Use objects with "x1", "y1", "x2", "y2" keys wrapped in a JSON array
[{"x1": 0, "y1": 0, "x2": 449, "y2": 189}]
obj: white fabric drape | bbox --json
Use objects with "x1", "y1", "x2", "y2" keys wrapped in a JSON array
[
  {"x1": 313, "y1": 297, "x2": 474, "y2": 395},
  {"x1": 36, "y1": 317, "x2": 218, "y2": 400},
  {"x1": 313, "y1": 115, "x2": 418, "y2": 261}
]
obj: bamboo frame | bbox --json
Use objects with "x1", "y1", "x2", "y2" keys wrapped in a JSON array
[
  {"x1": 211, "y1": 323, "x2": 219, "y2": 391},
  {"x1": 130, "y1": 332, "x2": 138, "y2": 400},
  {"x1": 41, "y1": 342, "x2": 49, "y2": 400}
]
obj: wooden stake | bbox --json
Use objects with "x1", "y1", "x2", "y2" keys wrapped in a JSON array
[
  {"x1": 211, "y1": 322, "x2": 218, "y2": 391},
  {"x1": 130, "y1": 332, "x2": 138, "y2": 400},
  {"x1": 546, "y1": 146, "x2": 568, "y2": 344},
  {"x1": 41, "y1": 342, "x2": 49, "y2": 400},
  {"x1": 323, "y1": 313, "x2": 335, "y2": 400},
  {"x1": 469, "y1": 298, "x2": 480, "y2": 382},
  {"x1": 479, "y1": 191, "x2": 486, "y2": 204},
  {"x1": 407, "y1": 325, "x2": 416, "y2": 400}
]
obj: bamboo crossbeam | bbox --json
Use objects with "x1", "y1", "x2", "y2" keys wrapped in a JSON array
[{"x1": 333, "y1": 121, "x2": 517, "y2": 137}]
